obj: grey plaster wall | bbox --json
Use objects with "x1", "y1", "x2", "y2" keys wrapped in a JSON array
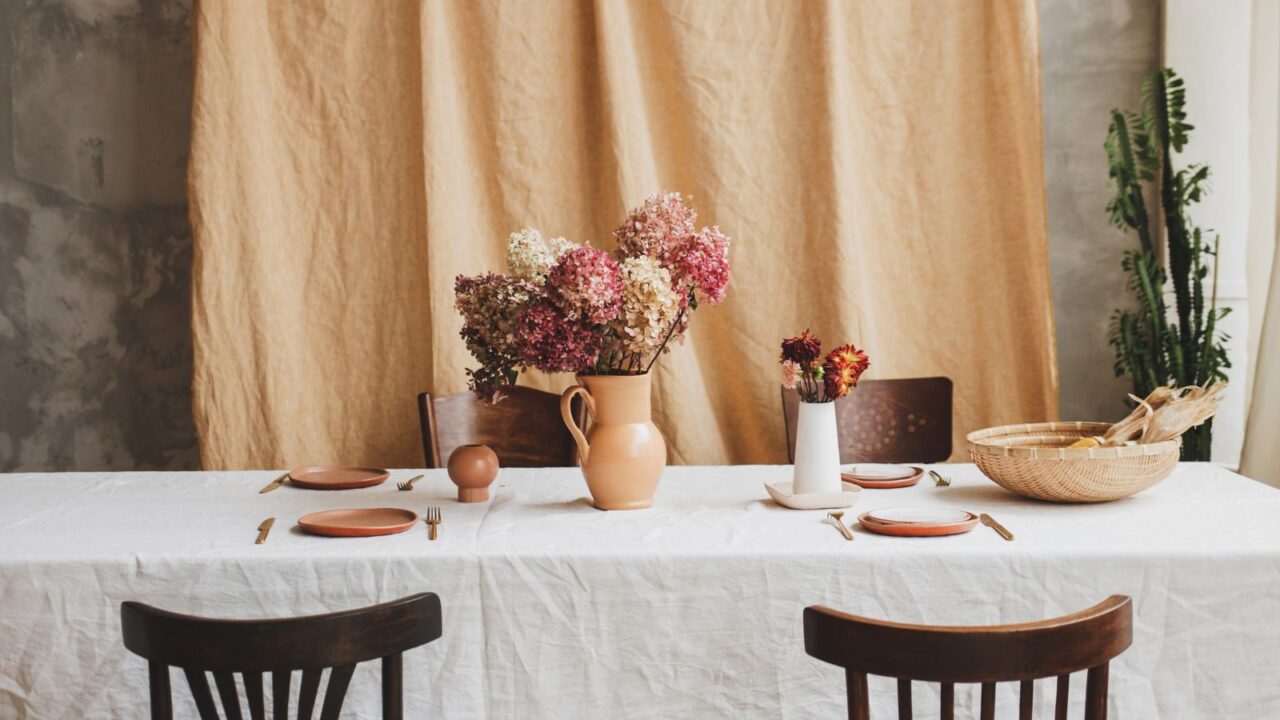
[
  {"x1": 1039, "y1": 0, "x2": 1162, "y2": 422},
  {"x1": 0, "y1": 0, "x2": 197, "y2": 471},
  {"x1": 0, "y1": 0, "x2": 1159, "y2": 471}
]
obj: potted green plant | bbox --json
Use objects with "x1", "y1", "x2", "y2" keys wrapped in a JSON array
[{"x1": 1104, "y1": 68, "x2": 1230, "y2": 460}]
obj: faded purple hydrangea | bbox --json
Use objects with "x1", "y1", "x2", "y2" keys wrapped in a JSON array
[
  {"x1": 517, "y1": 301, "x2": 601, "y2": 374},
  {"x1": 454, "y1": 273, "x2": 538, "y2": 400}
]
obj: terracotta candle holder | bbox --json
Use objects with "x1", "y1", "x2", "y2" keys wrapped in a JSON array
[{"x1": 447, "y1": 444, "x2": 499, "y2": 502}]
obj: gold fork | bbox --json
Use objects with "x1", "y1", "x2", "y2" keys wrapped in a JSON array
[
  {"x1": 827, "y1": 511, "x2": 854, "y2": 541},
  {"x1": 396, "y1": 474, "x2": 425, "y2": 491},
  {"x1": 426, "y1": 506, "x2": 441, "y2": 540}
]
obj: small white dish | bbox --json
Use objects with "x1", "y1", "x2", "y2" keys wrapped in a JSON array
[
  {"x1": 764, "y1": 480, "x2": 862, "y2": 510},
  {"x1": 843, "y1": 463, "x2": 918, "y2": 480},
  {"x1": 862, "y1": 506, "x2": 973, "y2": 525}
]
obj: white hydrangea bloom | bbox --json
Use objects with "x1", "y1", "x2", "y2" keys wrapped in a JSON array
[
  {"x1": 616, "y1": 255, "x2": 683, "y2": 354},
  {"x1": 506, "y1": 227, "x2": 576, "y2": 284}
]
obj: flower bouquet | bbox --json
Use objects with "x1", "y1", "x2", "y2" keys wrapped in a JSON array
[
  {"x1": 454, "y1": 192, "x2": 731, "y2": 509},
  {"x1": 779, "y1": 330, "x2": 869, "y2": 495},
  {"x1": 455, "y1": 192, "x2": 731, "y2": 401}
]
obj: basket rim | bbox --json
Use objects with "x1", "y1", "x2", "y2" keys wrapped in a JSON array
[{"x1": 967, "y1": 421, "x2": 1182, "y2": 460}]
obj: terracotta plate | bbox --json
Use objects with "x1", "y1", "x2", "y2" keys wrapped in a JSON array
[
  {"x1": 843, "y1": 464, "x2": 918, "y2": 480},
  {"x1": 857, "y1": 507, "x2": 978, "y2": 537},
  {"x1": 841, "y1": 465, "x2": 924, "y2": 489},
  {"x1": 297, "y1": 508, "x2": 418, "y2": 537},
  {"x1": 288, "y1": 466, "x2": 388, "y2": 490}
]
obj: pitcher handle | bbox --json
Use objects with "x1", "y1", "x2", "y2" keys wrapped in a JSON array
[{"x1": 560, "y1": 384, "x2": 594, "y2": 465}]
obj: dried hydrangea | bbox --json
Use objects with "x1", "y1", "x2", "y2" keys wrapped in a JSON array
[
  {"x1": 547, "y1": 246, "x2": 624, "y2": 325},
  {"x1": 517, "y1": 301, "x2": 601, "y2": 374},
  {"x1": 614, "y1": 255, "x2": 685, "y2": 355},
  {"x1": 506, "y1": 227, "x2": 576, "y2": 284},
  {"x1": 454, "y1": 273, "x2": 538, "y2": 399},
  {"x1": 671, "y1": 226, "x2": 732, "y2": 306},
  {"x1": 613, "y1": 192, "x2": 697, "y2": 261}
]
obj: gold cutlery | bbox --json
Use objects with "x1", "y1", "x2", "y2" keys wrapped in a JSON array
[
  {"x1": 255, "y1": 517, "x2": 276, "y2": 544},
  {"x1": 396, "y1": 474, "x2": 425, "y2": 491},
  {"x1": 426, "y1": 506, "x2": 442, "y2": 540},
  {"x1": 827, "y1": 511, "x2": 854, "y2": 541},
  {"x1": 258, "y1": 472, "x2": 290, "y2": 494},
  {"x1": 980, "y1": 513, "x2": 1014, "y2": 541},
  {"x1": 929, "y1": 469, "x2": 951, "y2": 487}
]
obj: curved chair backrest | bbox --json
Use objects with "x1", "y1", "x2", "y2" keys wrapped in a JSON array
[
  {"x1": 418, "y1": 386, "x2": 586, "y2": 468},
  {"x1": 804, "y1": 595, "x2": 1132, "y2": 719},
  {"x1": 782, "y1": 377, "x2": 953, "y2": 464},
  {"x1": 122, "y1": 593, "x2": 442, "y2": 720}
]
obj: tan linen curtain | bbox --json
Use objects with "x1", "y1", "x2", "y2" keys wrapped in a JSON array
[{"x1": 191, "y1": 0, "x2": 1058, "y2": 469}]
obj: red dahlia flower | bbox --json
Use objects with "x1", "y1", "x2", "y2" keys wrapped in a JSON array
[
  {"x1": 780, "y1": 329, "x2": 822, "y2": 365},
  {"x1": 821, "y1": 344, "x2": 870, "y2": 400}
]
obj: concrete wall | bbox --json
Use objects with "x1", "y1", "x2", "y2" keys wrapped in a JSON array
[
  {"x1": 1039, "y1": 0, "x2": 1162, "y2": 426},
  {"x1": 0, "y1": 0, "x2": 197, "y2": 471},
  {"x1": 0, "y1": 0, "x2": 1164, "y2": 471}
]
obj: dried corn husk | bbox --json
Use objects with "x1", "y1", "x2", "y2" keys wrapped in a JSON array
[
  {"x1": 1141, "y1": 382, "x2": 1227, "y2": 443},
  {"x1": 1068, "y1": 382, "x2": 1227, "y2": 449}
]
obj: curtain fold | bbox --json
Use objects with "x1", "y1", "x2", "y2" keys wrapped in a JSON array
[
  {"x1": 1241, "y1": 0, "x2": 1280, "y2": 485},
  {"x1": 191, "y1": 0, "x2": 1058, "y2": 469}
]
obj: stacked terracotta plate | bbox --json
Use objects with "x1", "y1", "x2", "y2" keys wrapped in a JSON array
[
  {"x1": 840, "y1": 464, "x2": 924, "y2": 489},
  {"x1": 857, "y1": 507, "x2": 978, "y2": 537}
]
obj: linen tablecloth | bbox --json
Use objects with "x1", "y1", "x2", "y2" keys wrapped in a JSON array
[{"x1": 1, "y1": 464, "x2": 1278, "y2": 719}]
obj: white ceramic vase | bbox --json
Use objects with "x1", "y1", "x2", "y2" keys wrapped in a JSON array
[{"x1": 792, "y1": 400, "x2": 842, "y2": 495}]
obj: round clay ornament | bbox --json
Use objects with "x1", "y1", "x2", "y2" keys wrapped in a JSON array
[{"x1": 447, "y1": 444, "x2": 499, "y2": 502}]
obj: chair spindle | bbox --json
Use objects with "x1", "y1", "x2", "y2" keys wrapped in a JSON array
[{"x1": 1085, "y1": 663, "x2": 1110, "y2": 720}]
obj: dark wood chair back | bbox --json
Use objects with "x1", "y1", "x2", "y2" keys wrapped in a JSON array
[
  {"x1": 804, "y1": 595, "x2": 1133, "y2": 720},
  {"x1": 418, "y1": 386, "x2": 586, "y2": 468},
  {"x1": 782, "y1": 377, "x2": 953, "y2": 463},
  {"x1": 121, "y1": 593, "x2": 442, "y2": 720}
]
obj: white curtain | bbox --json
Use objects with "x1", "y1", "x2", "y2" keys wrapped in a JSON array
[{"x1": 1241, "y1": 0, "x2": 1280, "y2": 484}]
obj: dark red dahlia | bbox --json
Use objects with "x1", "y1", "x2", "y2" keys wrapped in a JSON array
[{"x1": 780, "y1": 329, "x2": 822, "y2": 364}]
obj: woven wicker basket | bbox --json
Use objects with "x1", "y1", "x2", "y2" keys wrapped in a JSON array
[{"x1": 968, "y1": 422, "x2": 1180, "y2": 502}]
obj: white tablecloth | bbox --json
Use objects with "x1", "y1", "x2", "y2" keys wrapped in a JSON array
[{"x1": 1, "y1": 464, "x2": 1278, "y2": 719}]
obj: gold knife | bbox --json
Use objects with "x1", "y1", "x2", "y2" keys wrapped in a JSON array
[
  {"x1": 258, "y1": 472, "x2": 289, "y2": 494},
  {"x1": 256, "y1": 517, "x2": 276, "y2": 544},
  {"x1": 980, "y1": 513, "x2": 1014, "y2": 541}
]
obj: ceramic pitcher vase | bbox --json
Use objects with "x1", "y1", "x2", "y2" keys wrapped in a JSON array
[
  {"x1": 792, "y1": 400, "x2": 842, "y2": 495},
  {"x1": 560, "y1": 373, "x2": 667, "y2": 510}
]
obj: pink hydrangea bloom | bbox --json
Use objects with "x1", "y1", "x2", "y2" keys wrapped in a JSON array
[
  {"x1": 517, "y1": 301, "x2": 601, "y2": 374},
  {"x1": 547, "y1": 246, "x2": 624, "y2": 325},
  {"x1": 613, "y1": 192, "x2": 697, "y2": 261},
  {"x1": 671, "y1": 226, "x2": 731, "y2": 305}
]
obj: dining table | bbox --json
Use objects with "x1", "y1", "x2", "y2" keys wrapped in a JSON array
[{"x1": 1, "y1": 463, "x2": 1278, "y2": 719}]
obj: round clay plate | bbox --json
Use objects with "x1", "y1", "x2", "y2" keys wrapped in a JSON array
[
  {"x1": 857, "y1": 507, "x2": 978, "y2": 537},
  {"x1": 288, "y1": 466, "x2": 388, "y2": 490},
  {"x1": 297, "y1": 508, "x2": 418, "y2": 537},
  {"x1": 841, "y1": 464, "x2": 924, "y2": 489}
]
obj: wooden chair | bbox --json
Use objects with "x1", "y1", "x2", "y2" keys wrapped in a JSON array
[
  {"x1": 418, "y1": 386, "x2": 586, "y2": 468},
  {"x1": 803, "y1": 595, "x2": 1133, "y2": 720},
  {"x1": 121, "y1": 593, "x2": 442, "y2": 720},
  {"x1": 782, "y1": 377, "x2": 953, "y2": 463}
]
